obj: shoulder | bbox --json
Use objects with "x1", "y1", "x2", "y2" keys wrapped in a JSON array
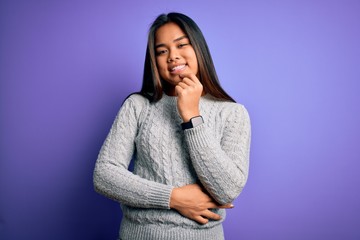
[
  {"x1": 213, "y1": 101, "x2": 251, "y2": 134},
  {"x1": 117, "y1": 93, "x2": 150, "y2": 121},
  {"x1": 124, "y1": 93, "x2": 149, "y2": 106},
  {"x1": 123, "y1": 92, "x2": 149, "y2": 109},
  {"x1": 221, "y1": 102, "x2": 250, "y2": 127},
  {"x1": 204, "y1": 95, "x2": 250, "y2": 121}
]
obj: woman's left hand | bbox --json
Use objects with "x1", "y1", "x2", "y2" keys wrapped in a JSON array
[{"x1": 175, "y1": 73, "x2": 203, "y2": 122}]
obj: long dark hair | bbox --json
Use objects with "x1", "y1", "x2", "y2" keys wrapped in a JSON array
[{"x1": 140, "y1": 12, "x2": 235, "y2": 103}]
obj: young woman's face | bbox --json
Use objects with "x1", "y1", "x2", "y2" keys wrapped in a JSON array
[{"x1": 155, "y1": 23, "x2": 198, "y2": 93}]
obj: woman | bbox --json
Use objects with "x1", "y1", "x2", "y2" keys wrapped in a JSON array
[{"x1": 93, "y1": 12, "x2": 251, "y2": 240}]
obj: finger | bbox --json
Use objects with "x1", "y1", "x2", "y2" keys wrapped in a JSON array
[
  {"x1": 174, "y1": 85, "x2": 183, "y2": 96},
  {"x1": 193, "y1": 216, "x2": 209, "y2": 225},
  {"x1": 179, "y1": 72, "x2": 196, "y2": 79},
  {"x1": 179, "y1": 73, "x2": 200, "y2": 84},
  {"x1": 181, "y1": 77, "x2": 196, "y2": 86},
  {"x1": 217, "y1": 203, "x2": 234, "y2": 209},
  {"x1": 204, "y1": 202, "x2": 222, "y2": 209},
  {"x1": 177, "y1": 81, "x2": 189, "y2": 89},
  {"x1": 201, "y1": 210, "x2": 222, "y2": 221}
]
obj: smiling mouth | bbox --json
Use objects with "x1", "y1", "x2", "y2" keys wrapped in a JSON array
[{"x1": 170, "y1": 64, "x2": 186, "y2": 74}]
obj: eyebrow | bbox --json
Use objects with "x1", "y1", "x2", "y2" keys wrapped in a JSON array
[{"x1": 155, "y1": 35, "x2": 188, "y2": 49}]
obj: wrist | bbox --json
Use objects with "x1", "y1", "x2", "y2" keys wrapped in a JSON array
[
  {"x1": 181, "y1": 110, "x2": 200, "y2": 122},
  {"x1": 170, "y1": 188, "x2": 180, "y2": 209},
  {"x1": 182, "y1": 115, "x2": 198, "y2": 122},
  {"x1": 181, "y1": 115, "x2": 204, "y2": 130}
]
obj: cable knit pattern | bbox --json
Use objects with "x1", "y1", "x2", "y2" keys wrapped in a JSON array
[{"x1": 93, "y1": 93, "x2": 251, "y2": 240}]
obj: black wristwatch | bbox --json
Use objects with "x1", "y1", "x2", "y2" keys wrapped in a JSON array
[{"x1": 181, "y1": 116, "x2": 204, "y2": 130}]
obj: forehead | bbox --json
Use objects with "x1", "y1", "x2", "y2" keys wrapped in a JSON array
[{"x1": 155, "y1": 23, "x2": 186, "y2": 44}]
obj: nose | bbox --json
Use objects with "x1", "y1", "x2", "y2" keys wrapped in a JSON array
[{"x1": 167, "y1": 48, "x2": 180, "y2": 63}]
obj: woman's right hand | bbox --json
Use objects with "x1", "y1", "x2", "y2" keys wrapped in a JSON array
[{"x1": 170, "y1": 183, "x2": 233, "y2": 224}]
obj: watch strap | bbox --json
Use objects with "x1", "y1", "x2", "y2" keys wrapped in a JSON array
[{"x1": 181, "y1": 116, "x2": 204, "y2": 130}]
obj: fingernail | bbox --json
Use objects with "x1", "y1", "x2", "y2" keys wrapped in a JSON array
[{"x1": 229, "y1": 204, "x2": 234, "y2": 208}]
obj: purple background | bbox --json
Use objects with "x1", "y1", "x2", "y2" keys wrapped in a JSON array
[{"x1": 1, "y1": 1, "x2": 359, "y2": 239}]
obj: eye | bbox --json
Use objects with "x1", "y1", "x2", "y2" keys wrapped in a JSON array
[
  {"x1": 178, "y1": 43, "x2": 189, "y2": 48},
  {"x1": 156, "y1": 49, "x2": 168, "y2": 56}
]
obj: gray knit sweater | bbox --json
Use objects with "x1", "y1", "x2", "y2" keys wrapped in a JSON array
[{"x1": 93, "y1": 93, "x2": 251, "y2": 240}]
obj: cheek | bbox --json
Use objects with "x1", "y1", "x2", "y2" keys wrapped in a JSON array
[
  {"x1": 156, "y1": 60, "x2": 166, "y2": 74},
  {"x1": 157, "y1": 59, "x2": 167, "y2": 70},
  {"x1": 190, "y1": 55, "x2": 198, "y2": 69},
  {"x1": 189, "y1": 51, "x2": 198, "y2": 65},
  {"x1": 159, "y1": 66, "x2": 168, "y2": 77},
  {"x1": 191, "y1": 57, "x2": 199, "y2": 74}
]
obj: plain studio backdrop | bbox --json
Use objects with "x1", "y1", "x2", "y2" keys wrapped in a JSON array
[{"x1": 0, "y1": 1, "x2": 359, "y2": 239}]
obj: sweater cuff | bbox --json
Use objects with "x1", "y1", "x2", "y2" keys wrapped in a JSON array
[
  {"x1": 147, "y1": 184, "x2": 174, "y2": 209},
  {"x1": 183, "y1": 124, "x2": 211, "y2": 150}
]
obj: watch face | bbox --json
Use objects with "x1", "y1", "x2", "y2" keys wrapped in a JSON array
[{"x1": 191, "y1": 116, "x2": 204, "y2": 127}]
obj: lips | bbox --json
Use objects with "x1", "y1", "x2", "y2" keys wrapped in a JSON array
[{"x1": 170, "y1": 64, "x2": 186, "y2": 73}]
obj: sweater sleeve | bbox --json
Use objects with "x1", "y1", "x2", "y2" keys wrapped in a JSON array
[
  {"x1": 183, "y1": 104, "x2": 251, "y2": 205},
  {"x1": 93, "y1": 95, "x2": 173, "y2": 209}
]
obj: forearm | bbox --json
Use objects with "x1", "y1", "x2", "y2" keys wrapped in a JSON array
[
  {"x1": 94, "y1": 160, "x2": 173, "y2": 209},
  {"x1": 184, "y1": 106, "x2": 251, "y2": 204},
  {"x1": 185, "y1": 128, "x2": 248, "y2": 204}
]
